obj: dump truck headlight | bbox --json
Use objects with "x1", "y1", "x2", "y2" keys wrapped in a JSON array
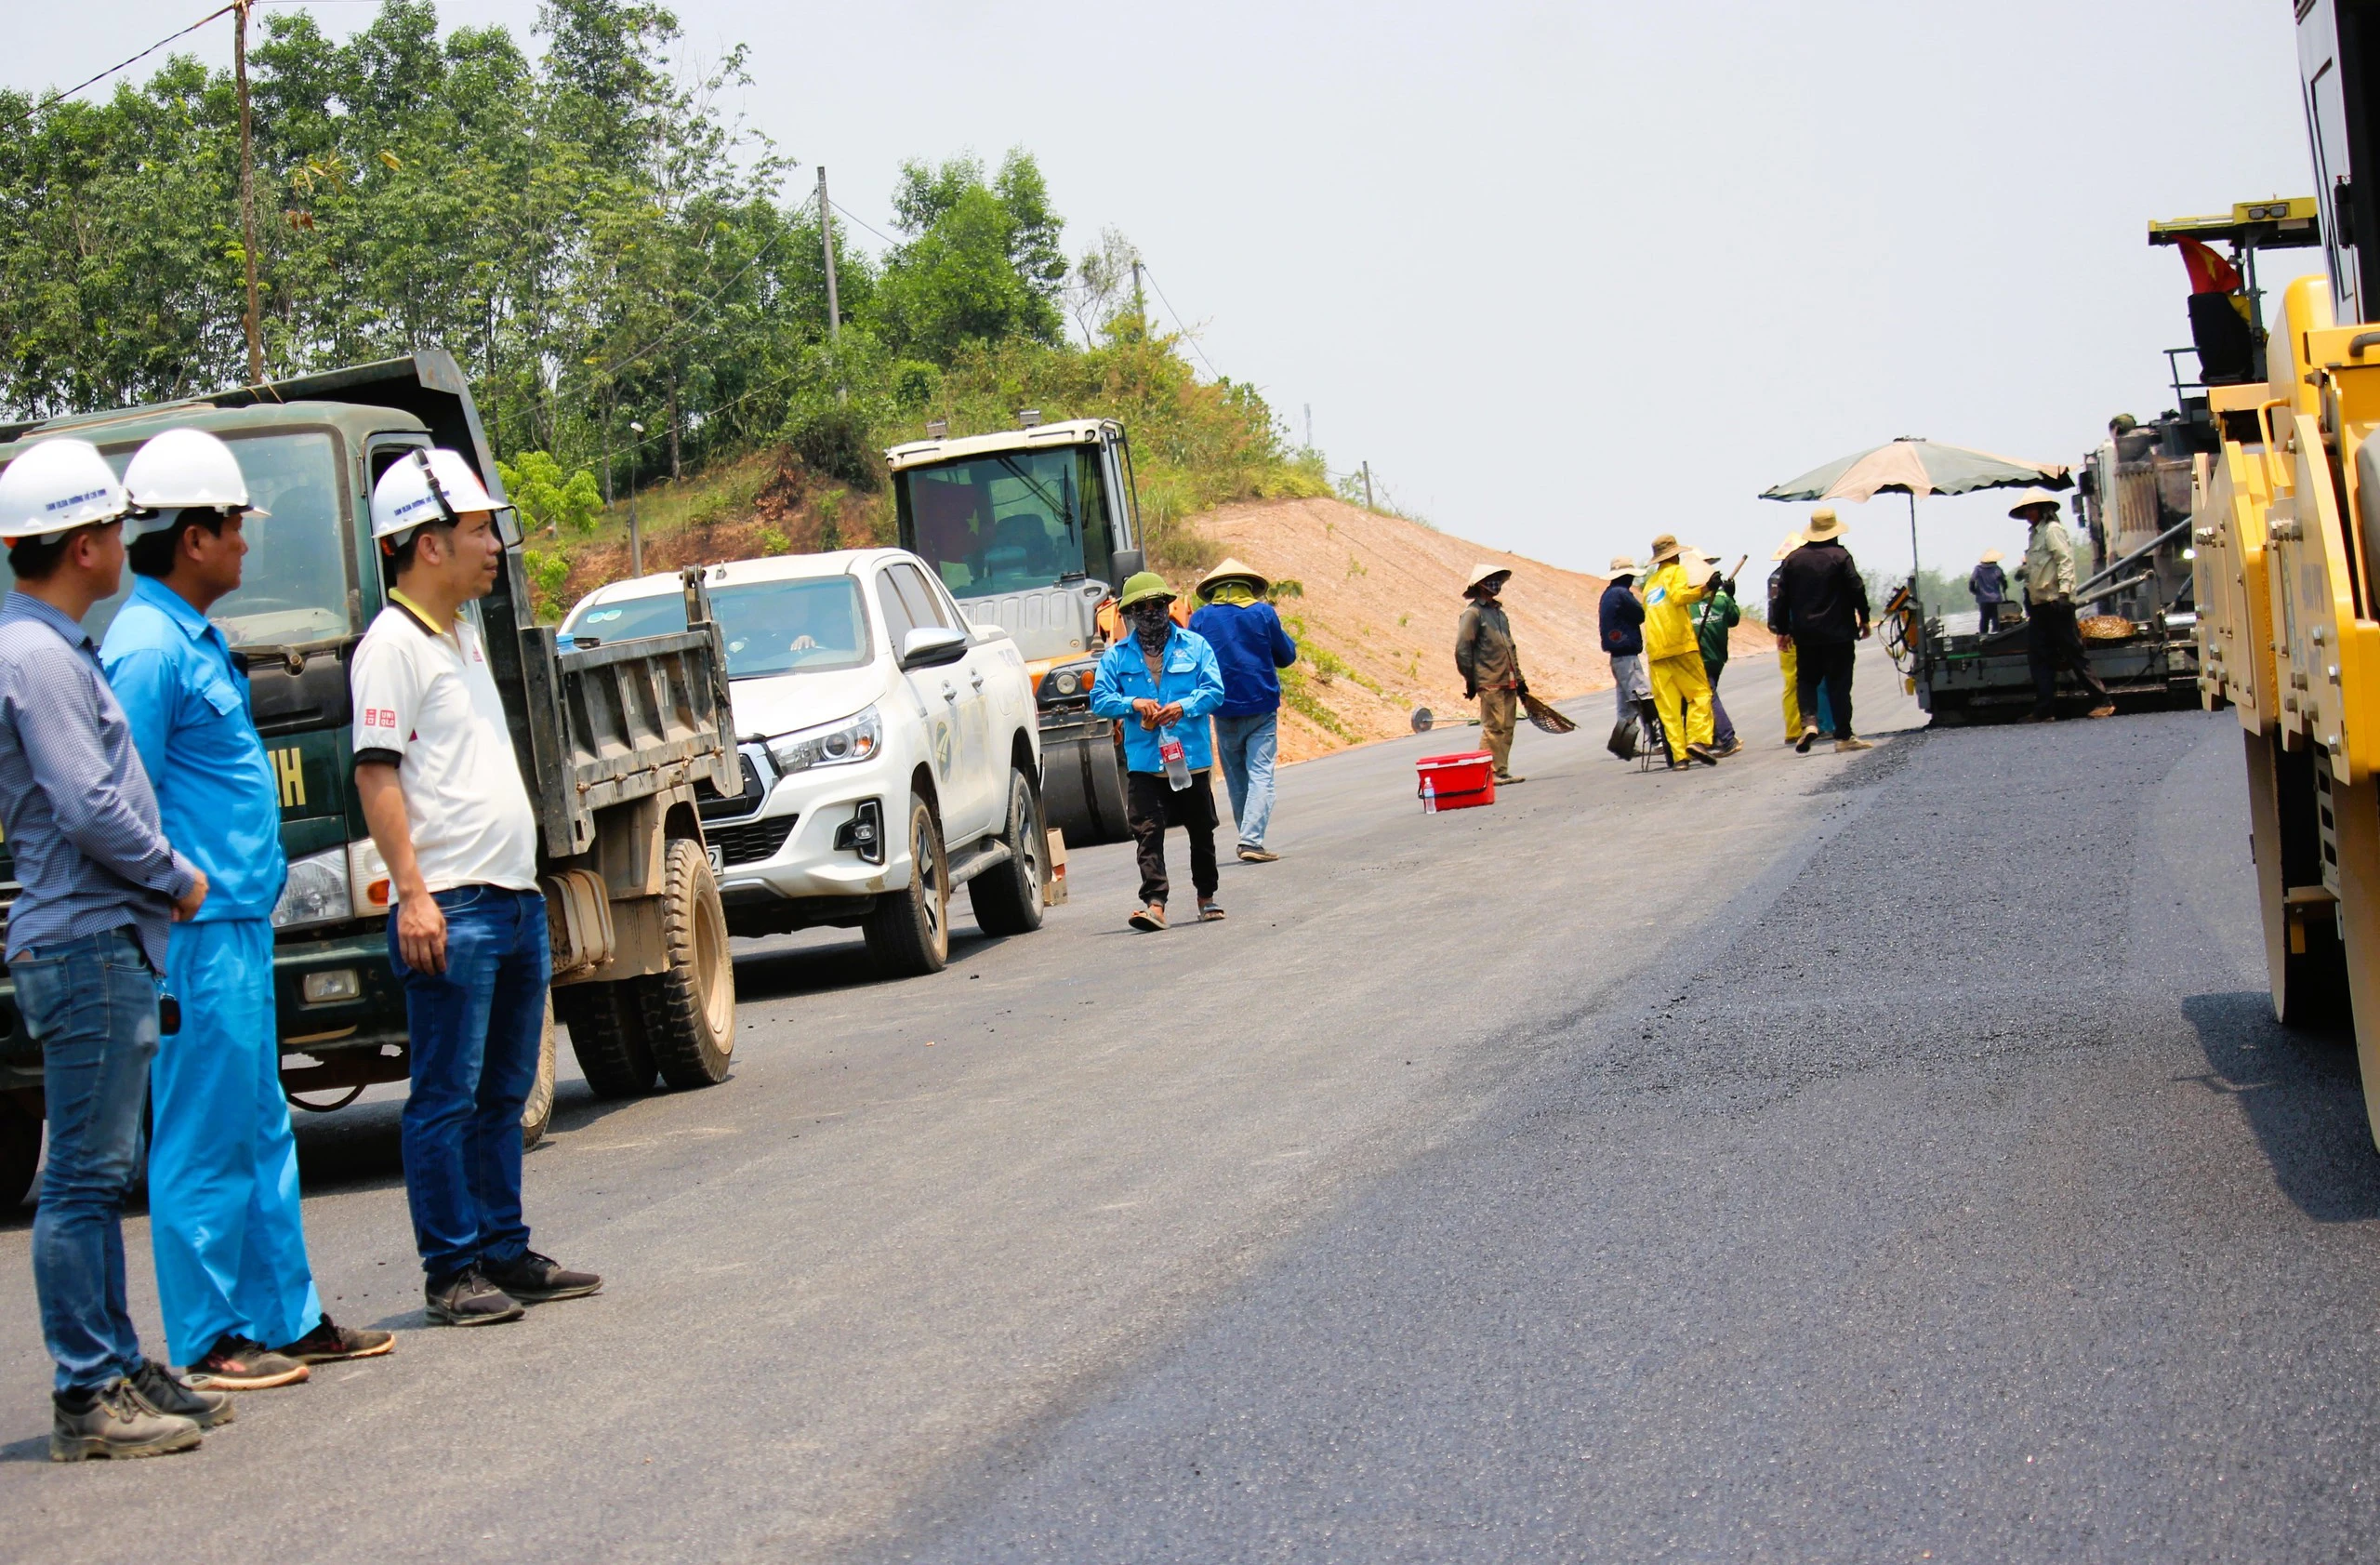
[
  {"x1": 1039, "y1": 659, "x2": 1099, "y2": 706},
  {"x1": 301, "y1": 968, "x2": 361, "y2": 1004},
  {"x1": 767, "y1": 706, "x2": 882, "y2": 774},
  {"x1": 271, "y1": 846, "x2": 350, "y2": 931}
]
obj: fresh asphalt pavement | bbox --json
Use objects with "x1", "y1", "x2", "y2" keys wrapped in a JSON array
[{"x1": 6, "y1": 645, "x2": 2379, "y2": 1562}]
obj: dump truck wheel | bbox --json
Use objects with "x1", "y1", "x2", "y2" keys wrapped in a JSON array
[
  {"x1": 557, "y1": 980, "x2": 657, "y2": 1099},
  {"x1": 521, "y1": 997, "x2": 557, "y2": 1148},
  {"x1": 865, "y1": 792, "x2": 949, "y2": 976},
  {"x1": 969, "y1": 766, "x2": 1047, "y2": 936},
  {"x1": 637, "y1": 837, "x2": 736, "y2": 1090},
  {"x1": 0, "y1": 1094, "x2": 39, "y2": 1209}
]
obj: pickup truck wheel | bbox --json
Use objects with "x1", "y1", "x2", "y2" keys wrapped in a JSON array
[
  {"x1": 521, "y1": 997, "x2": 557, "y2": 1148},
  {"x1": 0, "y1": 1094, "x2": 39, "y2": 1209},
  {"x1": 865, "y1": 792, "x2": 949, "y2": 975},
  {"x1": 557, "y1": 981, "x2": 658, "y2": 1098},
  {"x1": 637, "y1": 838, "x2": 737, "y2": 1089},
  {"x1": 969, "y1": 766, "x2": 1047, "y2": 935}
]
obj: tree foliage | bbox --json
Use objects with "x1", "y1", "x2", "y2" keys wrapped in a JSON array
[{"x1": 0, "y1": 0, "x2": 1320, "y2": 569}]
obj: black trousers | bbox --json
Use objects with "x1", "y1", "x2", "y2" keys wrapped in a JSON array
[
  {"x1": 1793, "y1": 641, "x2": 1857, "y2": 739},
  {"x1": 1127, "y1": 771, "x2": 1219, "y2": 906},
  {"x1": 2026, "y1": 600, "x2": 2110, "y2": 716},
  {"x1": 1977, "y1": 602, "x2": 2001, "y2": 635}
]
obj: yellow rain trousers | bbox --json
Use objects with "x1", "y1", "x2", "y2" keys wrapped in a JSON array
[
  {"x1": 1649, "y1": 651, "x2": 1715, "y2": 762},
  {"x1": 1779, "y1": 641, "x2": 1802, "y2": 741}
]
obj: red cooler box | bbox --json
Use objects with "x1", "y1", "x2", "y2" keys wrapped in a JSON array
[{"x1": 1416, "y1": 749, "x2": 1496, "y2": 810}]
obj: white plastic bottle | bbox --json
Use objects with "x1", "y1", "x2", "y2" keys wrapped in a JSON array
[
  {"x1": 1422, "y1": 774, "x2": 1437, "y2": 814},
  {"x1": 1161, "y1": 732, "x2": 1191, "y2": 791}
]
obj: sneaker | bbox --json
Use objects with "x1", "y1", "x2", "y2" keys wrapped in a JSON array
[
  {"x1": 1795, "y1": 723, "x2": 1819, "y2": 754},
  {"x1": 1834, "y1": 736, "x2": 1876, "y2": 752},
  {"x1": 1197, "y1": 898, "x2": 1226, "y2": 922},
  {"x1": 481, "y1": 1250, "x2": 602, "y2": 1304},
  {"x1": 1236, "y1": 846, "x2": 1278, "y2": 864},
  {"x1": 130, "y1": 1359, "x2": 233, "y2": 1429},
  {"x1": 1128, "y1": 904, "x2": 1166, "y2": 932},
  {"x1": 425, "y1": 1266, "x2": 525, "y2": 1327},
  {"x1": 1716, "y1": 737, "x2": 1744, "y2": 757},
  {"x1": 50, "y1": 1378, "x2": 201, "y2": 1462},
  {"x1": 2087, "y1": 703, "x2": 2117, "y2": 719},
  {"x1": 187, "y1": 1334, "x2": 310, "y2": 1390},
  {"x1": 274, "y1": 1314, "x2": 395, "y2": 1365},
  {"x1": 1686, "y1": 742, "x2": 1720, "y2": 766}
]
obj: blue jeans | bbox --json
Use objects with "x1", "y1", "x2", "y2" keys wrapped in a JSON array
[
  {"x1": 1212, "y1": 711, "x2": 1280, "y2": 850},
  {"x1": 12, "y1": 926, "x2": 160, "y2": 1393},
  {"x1": 391, "y1": 885, "x2": 549, "y2": 1280}
]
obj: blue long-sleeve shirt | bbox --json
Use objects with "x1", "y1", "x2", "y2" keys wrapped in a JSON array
[
  {"x1": 1599, "y1": 581, "x2": 1645, "y2": 655},
  {"x1": 1186, "y1": 600, "x2": 1298, "y2": 717},
  {"x1": 101, "y1": 577, "x2": 288, "y2": 922},
  {"x1": 1090, "y1": 625, "x2": 1226, "y2": 773},
  {"x1": 0, "y1": 591, "x2": 198, "y2": 968}
]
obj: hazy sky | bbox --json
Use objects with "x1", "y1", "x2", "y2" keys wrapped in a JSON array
[{"x1": 5, "y1": 1, "x2": 2320, "y2": 579}]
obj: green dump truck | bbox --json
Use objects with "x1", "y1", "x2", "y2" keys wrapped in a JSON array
[{"x1": 0, "y1": 351, "x2": 740, "y2": 1206}]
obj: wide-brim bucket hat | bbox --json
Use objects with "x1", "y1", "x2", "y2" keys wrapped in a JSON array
[
  {"x1": 1647, "y1": 533, "x2": 1682, "y2": 564},
  {"x1": 1197, "y1": 556, "x2": 1269, "y2": 600},
  {"x1": 1804, "y1": 508, "x2": 1845, "y2": 542},
  {"x1": 1606, "y1": 554, "x2": 1639, "y2": 577}
]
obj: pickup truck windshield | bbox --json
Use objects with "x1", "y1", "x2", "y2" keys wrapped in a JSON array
[
  {"x1": 571, "y1": 577, "x2": 871, "y2": 678},
  {"x1": 903, "y1": 446, "x2": 1111, "y2": 598},
  {"x1": 0, "y1": 430, "x2": 353, "y2": 645}
]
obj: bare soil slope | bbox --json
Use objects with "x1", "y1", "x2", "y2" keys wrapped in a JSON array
[{"x1": 1188, "y1": 497, "x2": 1772, "y2": 762}]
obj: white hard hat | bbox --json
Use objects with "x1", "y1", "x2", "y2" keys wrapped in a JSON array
[
  {"x1": 0, "y1": 437, "x2": 132, "y2": 545},
  {"x1": 370, "y1": 447, "x2": 499, "y2": 543},
  {"x1": 123, "y1": 428, "x2": 267, "y2": 541}
]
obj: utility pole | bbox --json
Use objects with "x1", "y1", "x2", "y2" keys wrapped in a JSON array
[
  {"x1": 818, "y1": 166, "x2": 845, "y2": 402},
  {"x1": 628, "y1": 420, "x2": 645, "y2": 577},
  {"x1": 1361, "y1": 461, "x2": 1373, "y2": 511},
  {"x1": 233, "y1": 0, "x2": 264, "y2": 384},
  {"x1": 816, "y1": 166, "x2": 840, "y2": 342},
  {"x1": 1304, "y1": 404, "x2": 1313, "y2": 451},
  {"x1": 1130, "y1": 259, "x2": 1145, "y2": 336}
]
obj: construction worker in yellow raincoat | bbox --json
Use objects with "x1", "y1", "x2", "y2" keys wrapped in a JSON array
[
  {"x1": 1767, "y1": 531, "x2": 1805, "y2": 744},
  {"x1": 1640, "y1": 533, "x2": 1721, "y2": 768}
]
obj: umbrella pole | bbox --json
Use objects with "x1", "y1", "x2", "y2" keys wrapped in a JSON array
[{"x1": 1907, "y1": 491, "x2": 1922, "y2": 609}]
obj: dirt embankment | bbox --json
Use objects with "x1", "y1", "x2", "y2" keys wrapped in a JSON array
[{"x1": 1184, "y1": 497, "x2": 1773, "y2": 762}]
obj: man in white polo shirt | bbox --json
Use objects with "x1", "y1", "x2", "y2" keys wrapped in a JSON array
[{"x1": 350, "y1": 449, "x2": 598, "y2": 1326}]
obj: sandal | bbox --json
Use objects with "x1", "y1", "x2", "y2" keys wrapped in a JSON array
[
  {"x1": 1198, "y1": 899, "x2": 1226, "y2": 922},
  {"x1": 1128, "y1": 904, "x2": 1166, "y2": 932}
]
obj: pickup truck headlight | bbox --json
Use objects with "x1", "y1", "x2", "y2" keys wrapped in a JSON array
[
  {"x1": 766, "y1": 705, "x2": 882, "y2": 775},
  {"x1": 271, "y1": 845, "x2": 351, "y2": 931}
]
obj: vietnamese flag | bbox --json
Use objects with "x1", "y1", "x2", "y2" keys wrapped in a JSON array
[{"x1": 2178, "y1": 235, "x2": 2243, "y2": 295}]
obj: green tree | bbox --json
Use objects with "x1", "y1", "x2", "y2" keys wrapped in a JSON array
[
  {"x1": 498, "y1": 451, "x2": 603, "y2": 536},
  {"x1": 874, "y1": 151, "x2": 1066, "y2": 362}
]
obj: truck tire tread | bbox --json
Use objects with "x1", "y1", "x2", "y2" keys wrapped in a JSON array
[
  {"x1": 639, "y1": 837, "x2": 737, "y2": 1090},
  {"x1": 558, "y1": 981, "x2": 659, "y2": 1098}
]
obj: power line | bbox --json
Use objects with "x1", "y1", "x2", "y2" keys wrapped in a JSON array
[
  {"x1": 828, "y1": 198, "x2": 898, "y2": 249},
  {"x1": 1135, "y1": 260, "x2": 1222, "y2": 379},
  {"x1": 0, "y1": 4, "x2": 236, "y2": 136}
]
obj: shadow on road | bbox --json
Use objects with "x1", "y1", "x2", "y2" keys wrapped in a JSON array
[
  {"x1": 2180, "y1": 989, "x2": 2380, "y2": 1221},
  {"x1": 730, "y1": 928, "x2": 1019, "y2": 1003}
]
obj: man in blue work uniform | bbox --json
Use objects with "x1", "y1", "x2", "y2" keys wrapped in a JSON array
[
  {"x1": 103, "y1": 429, "x2": 394, "y2": 1390},
  {"x1": 1187, "y1": 557, "x2": 1298, "y2": 863},
  {"x1": 0, "y1": 437, "x2": 230, "y2": 1460},
  {"x1": 1091, "y1": 572, "x2": 1227, "y2": 932}
]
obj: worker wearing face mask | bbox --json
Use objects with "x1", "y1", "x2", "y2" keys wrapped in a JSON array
[{"x1": 1090, "y1": 573, "x2": 1227, "y2": 933}]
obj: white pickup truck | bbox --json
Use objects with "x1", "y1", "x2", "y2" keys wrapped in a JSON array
[{"x1": 562, "y1": 548, "x2": 1047, "y2": 975}]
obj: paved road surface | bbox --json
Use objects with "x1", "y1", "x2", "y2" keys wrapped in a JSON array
[{"x1": 7, "y1": 648, "x2": 2378, "y2": 1562}]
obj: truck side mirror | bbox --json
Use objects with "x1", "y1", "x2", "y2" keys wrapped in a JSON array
[
  {"x1": 900, "y1": 626, "x2": 971, "y2": 670},
  {"x1": 1106, "y1": 549, "x2": 1144, "y2": 587}
]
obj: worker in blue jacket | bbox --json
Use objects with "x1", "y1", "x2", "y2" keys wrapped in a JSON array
[
  {"x1": 1091, "y1": 572, "x2": 1227, "y2": 932},
  {"x1": 100, "y1": 431, "x2": 393, "y2": 1392},
  {"x1": 1187, "y1": 557, "x2": 1298, "y2": 864}
]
